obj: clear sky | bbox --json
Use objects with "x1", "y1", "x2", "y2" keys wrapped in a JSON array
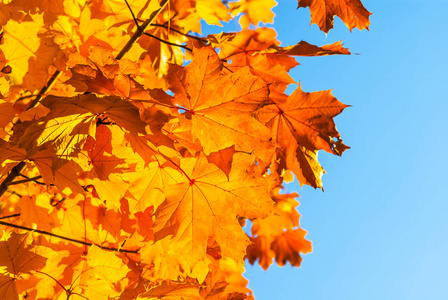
[{"x1": 233, "y1": 1, "x2": 448, "y2": 299}]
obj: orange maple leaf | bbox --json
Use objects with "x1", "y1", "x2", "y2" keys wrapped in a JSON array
[
  {"x1": 256, "y1": 84, "x2": 349, "y2": 188},
  {"x1": 247, "y1": 189, "x2": 311, "y2": 270},
  {"x1": 0, "y1": 14, "x2": 44, "y2": 89},
  {"x1": 168, "y1": 46, "x2": 273, "y2": 161},
  {"x1": 298, "y1": 0, "x2": 372, "y2": 33},
  {"x1": 0, "y1": 232, "x2": 46, "y2": 275},
  {"x1": 153, "y1": 154, "x2": 273, "y2": 267},
  {"x1": 229, "y1": 0, "x2": 277, "y2": 28},
  {"x1": 0, "y1": 232, "x2": 47, "y2": 300}
]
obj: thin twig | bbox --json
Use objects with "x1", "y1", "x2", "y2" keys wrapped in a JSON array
[
  {"x1": 116, "y1": 0, "x2": 169, "y2": 60},
  {"x1": 143, "y1": 32, "x2": 192, "y2": 51},
  {"x1": 35, "y1": 270, "x2": 69, "y2": 296},
  {"x1": 27, "y1": 70, "x2": 61, "y2": 111},
  {"x1": 7, "y1": 190, "x2": 23, "y2": 198},
  {"x1": 124, "y1": 0, "x2": 195, "y2": 51},
  {"x1": 0, "y1": 220, "x2": 139, "y2": 253},
  {"x1": 222, "y1": 64, "x2": 235, "y2": 74},
  {"x1": 124, "y1": 0, "x2": 140, "y2": 27},
  {"x1": 150, "y1": 23, "x2": 207, "y2": 41},
  {"x1": 6, "y1": 175, "x2": 43, "y2": 186},
  {"x1": 14, "y1": 94, "x2": 36, "y2": 102},
  {"x1": 0, "y1": 213, "x2": 21, "y2": 220}
]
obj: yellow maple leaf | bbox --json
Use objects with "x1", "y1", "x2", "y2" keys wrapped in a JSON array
[
  {"x1": 153, "y1": 153, "x2": 273, "y2": 267},
  {"x1": 229, "y1": 0, "x2": 277, "y2": 28},
  {"x1": 0, "y1": 14, "x2": 44, "y2": 89}
]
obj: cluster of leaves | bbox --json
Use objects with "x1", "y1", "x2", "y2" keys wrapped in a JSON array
[{"x1": 0, "y1": 0, "x2": 370, "y2": 299}]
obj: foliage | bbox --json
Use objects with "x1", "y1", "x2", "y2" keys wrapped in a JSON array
[{"x1": 0, "y1": 0, "x2": 370, "y2": 299}]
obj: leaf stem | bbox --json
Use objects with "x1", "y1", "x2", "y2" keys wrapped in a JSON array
[
  {"x1": 150, "y1": 23, "x2": 207, "y2": 41},
  {"x1": 142, "y1": 32, "x2": 192, "y2": 51},
  {"x1": 35, "y1": 270, "x2": 70, "y2": 296}
]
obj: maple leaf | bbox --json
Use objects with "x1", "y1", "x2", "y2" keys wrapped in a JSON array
[
  {"x1": 271, "y1": 229, "x2": 312, "y2": 267},
  {"x1": 17, "y1": 94, "x2": 164, "y2": 171},
  {"x1": 229, "y1": 0, "x2": 277, "y2": 28},
  {"x1": 17, "y1": 98, "x2": 96, "y2": 162},
  {"x1": 123, "y1": 158, "x2": 181, "y2": 213},
  {"x1": 63, "y1": 245, "x2": 131, "y2": 299},
  {"x1": 139, "y1": 236, "x2": 189, "y2": 282},
  {"x1": 0, "y1": 232, "x2": 47, "y2": 300},
  {"x1": 206, "y1": 146, "x2": 237, "y2": 179},
  {"x1": 81, "y1": 125, "x2": 131, "y2": 207},
  {"x1": 199, "y1": 262, "x2": 229, "y2": 299},
  {"x1": 0, "y1": 274, "x2": 18, "y2": 300},
  {"x1": 85, "y1": 245, "x2": 130, "y2": 285},
  {"x1": 153, "y1": 154, "x2": 273, "y2": 267},
  {"x1": 219, "y1": 258, "x2": 254, "y2": 300},
  {"x1": 33, "y1": 241, "x2": 86, "y2": 296},
  {"x1": 28, "y1": 151, "x2": 86, "y2": 194},
  {"x1": 4, "y1": 0, "x2": 66, "y2": 26},
  {"x1": 18, "y1": 194, "x2": 59, "y2": 233},
  {"x1": 246, "y1": 189, "x2": 311, "y2": 269},
  {"x1": 0, "y1": 2, "x2": 25, "y2": 27},
  {"x1": 0, "y1": 15, "x2": 44, "y2": 89},
  {"x1": 298, "y1": 0, "x2": 372, "y2": 33},
  {"x1": 168, "y1": 46, "x2": 273, "y2": 161},
  {"x1": 196, "y1": 0, "x2": 231, "y2": 26},
  {"x1": 66, "y1": 47, "x2": 171, "y2": 104},
  {"x1": 0, "y1": 232, "x2": 47, "y2": 276},
  {"x1": 255, "y1": 84, "x2": 349, "y2": 188}
]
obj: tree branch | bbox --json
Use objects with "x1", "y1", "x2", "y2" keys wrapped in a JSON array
[
  {"x1": 0, "y1": 213, "x2": 21, "y2": 220},
  {"x1": 116, "y1": 0, "x2": 169, "y2": 60},
  {"x1": 0, "y1": 161, "x2": 26, "y2": 197},
  {"x1": 0, "y1": 220, "x2": 139, "y2": 253},
  {"x1": 6, "y1": 175, "x2": 43, "y2": 186}
]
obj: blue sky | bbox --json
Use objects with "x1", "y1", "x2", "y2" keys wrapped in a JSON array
[{"x1": 234, "y1": 1, "x2": 448, "y2": 299}]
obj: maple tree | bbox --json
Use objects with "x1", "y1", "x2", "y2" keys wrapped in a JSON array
[{"x1": 0, "y1": 0, "x2": 371, "y2": 299}]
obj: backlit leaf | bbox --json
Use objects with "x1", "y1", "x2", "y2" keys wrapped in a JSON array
[
  {"x1": 298, "y1": 0, "x2": 371, "y2": 33},
  {"x1": 256, "y1": 84, "x2": 349, "y2": 188},
  {"x1": 154, "y1": 154, "x2": 273, "y2": 267},
  {"x1": 168, "y1": 46, "x2": 272, "y2": 160}
]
